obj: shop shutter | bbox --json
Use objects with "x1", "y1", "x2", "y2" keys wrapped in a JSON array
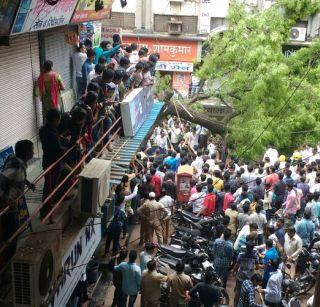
[
  {"x1": 0, "y1": 33, "x2": 41, "y2": 150},
  {"x1": 40, "y1": 28, "x2": 76, "y2": 91}
]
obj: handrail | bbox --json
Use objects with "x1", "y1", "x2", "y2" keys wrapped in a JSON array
[
  {"x1": 0, "y1": 117, "x2": 121, "y2": 256},
  {"x1": 0, "y1": 115, "x2": 112, "y2": 217},
  {"x1": 0, "y1": 143, "x2": 78, "y2": 217},
  {"x1": 40, "y1": 127, "x2": 121, "y2": 224},
  {"x1": 0, "y1": 87, "x2": 144, "y2": 217}
]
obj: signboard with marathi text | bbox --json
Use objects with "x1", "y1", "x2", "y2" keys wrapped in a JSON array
[
  {"x1": 122, "y1": 37, "x2": 198, "y2": 62},
  {"x1": 11, "y1": 0, "x2": 78, "y2": 35},
  {"x1": 156, "y1": 61, "x2": 193, "y2": 73},
  {"x1": 0, "y1": 0, "x2": 20, "y2": 36},
  {"x1": 71, "y1": 0, "x2": 113, "y2": 23}
]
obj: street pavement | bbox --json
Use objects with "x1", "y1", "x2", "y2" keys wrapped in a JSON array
[{"x1": 90, "y1": 222, "x2": 312, "y2": 307}]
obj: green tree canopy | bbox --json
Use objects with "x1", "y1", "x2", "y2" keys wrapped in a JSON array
[{"x1": 198, "y1": 0, "x2": 320, "y2": 159}]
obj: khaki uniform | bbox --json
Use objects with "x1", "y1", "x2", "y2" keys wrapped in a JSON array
[
  {"x1": 161, "y1": 219, "x2": 171, "y2": 244},
  {"x1": 141, "y1": 269, "x2": 167, "y2": 307},
  {"x1": 138, "y1": 199, "x2": 168, "y2": 244},
  {"x1": 168, "y1": 272, "x2": 193, "y2": 307}
]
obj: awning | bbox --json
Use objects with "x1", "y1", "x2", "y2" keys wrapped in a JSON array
[{"x1": 103, "y1": 100, "x2": 164, "y2": 184}]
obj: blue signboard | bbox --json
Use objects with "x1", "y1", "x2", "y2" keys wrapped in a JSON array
[
  {"x1": 0, "y1": 146, "x2": 14, "y2": 170},
  {"x1": 0, "y1": 0, "x2": 20, "y2": 35}
]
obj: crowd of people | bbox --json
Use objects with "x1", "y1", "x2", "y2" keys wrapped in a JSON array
[
  {"x1": 36, "y1": 35, "x2": 160, "y2": 217},
  {"x1": 0, "y1": 35, "x2": 160, "y2": 276},
  {"x1": 1, "y1": 35, "x2": 320, "y2": 307},
  {"x1": 106, "y1": 116, "x2": 320, "y2": 307}
]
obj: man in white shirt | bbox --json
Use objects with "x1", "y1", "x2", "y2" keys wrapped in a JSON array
[
  {"x1": 263, "y1": 145, "x2": 279, "y2": 165},
  {"x1": 206, "y1": 153, "x2": 216, "y2": 171},
  {"x1": 129, "y1": 43, "x2": 140, "y2": 64},
  {"x1": 196, "y1": 125, "x2": 208, "y2": 149},
  {"x1": 308, "y1": 147, "x2": 320, "y2": 164},
  {"x1": 191, "y1": 151, "x2": 204, "y2": 177},
  {"x1": 170, "y1": 123, "x2": 182, "y2": 148},
  {"x1": 87, "y1": 63, "x2": 104, "y2": 85},
  {"x1": 188, "y1": 185, "x2": 205, "y2": 214},
  {"x1": 310, "y1": 176, "x2": 320, "y2": 194},
  {"x1": 284, "y1": 227, "x2": 303, "y2": 278},
  {"x1": 257, "y1": 259, "x2": 283, "y2": 307},
  {"x1": 154, "y1": 130, "x2": 168, "y2": 149},
  {"x1": 207, "y1": 141, "x2": 216, "y2": 157},
  {"x1": 241, "y1": 165, "x2": 256, "y2": 189},
  {"x1": 186, "y1": 127, "x2": 199, "y2": 150},
  {"x1": 73, "y1": 43, "x2": 87, "y2": 98}
]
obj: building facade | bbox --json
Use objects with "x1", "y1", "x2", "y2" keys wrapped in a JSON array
[{"x1": 102, "y1": 0, "x2": 230, "y2": 97}]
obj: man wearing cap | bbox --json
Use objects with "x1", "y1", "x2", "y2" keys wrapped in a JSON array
[{"x1": 138, "y1": 192, "x2": 168, "y2": 244}]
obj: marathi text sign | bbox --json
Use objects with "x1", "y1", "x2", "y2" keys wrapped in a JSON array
[
  {"x1": 71, "y1": 0, "x2": 113, "y2": 23},
  {"x1": 0, "y1": 1, "x2": 20, "y2": 36},
  {"x1": 122, "y1": 37, "x2": 198, "y2": 62},
  {"x1": 11, "y1": 0, "x2": 78, "y2": 35},
  {"x1": 156, "y1": 61, "x2": 193, "y2": 72}
]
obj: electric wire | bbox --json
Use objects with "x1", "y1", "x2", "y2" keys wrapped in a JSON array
[{"x1": 237, "y1": 53, "x2": 320, "y2": 160}]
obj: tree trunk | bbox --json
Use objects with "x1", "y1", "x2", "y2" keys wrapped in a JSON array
[{"x1": 162, "y1": 100, "x2": 226, "y2": 134}]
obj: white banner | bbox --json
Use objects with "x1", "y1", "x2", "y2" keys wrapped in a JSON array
[
  {"x1": 49, "y1": 217, "x2": 101, "y2": 307},
  {"x1": 199, "y1": 0, "x2": 212, "y2": 34},
  {"x1": 156, "y1": 61, "x2": 193, "y2": 72}
]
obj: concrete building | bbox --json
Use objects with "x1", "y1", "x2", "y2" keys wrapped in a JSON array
[{"x1": 103, "y1": 0, "x2": 230, "y2": 97}]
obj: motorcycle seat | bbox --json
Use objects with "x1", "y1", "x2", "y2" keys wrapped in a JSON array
[
  {"x1": 174, "y1": 226, "x2": 202, "y2": 237},
  {"x1": 181, "y1": 210, "x2": 202, "y2": 223},
  {"x1": 159, "y1": 244, "x2": 187, "y2": 258},
  {"x1": 159, "y1": 256, "x2": 191, "y2": 272}
]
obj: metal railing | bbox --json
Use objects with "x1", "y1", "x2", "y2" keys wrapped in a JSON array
[{"x1": 0, "y1": 116, "x2": 122, "y2": 257}]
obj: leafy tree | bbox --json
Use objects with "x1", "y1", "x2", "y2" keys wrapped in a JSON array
[
  {"x1": 154, "y1": 71, "x2": 173, "y2": 101},
  {"x1": 197, "y1": 0, "x2": 320, "y2": 159}
]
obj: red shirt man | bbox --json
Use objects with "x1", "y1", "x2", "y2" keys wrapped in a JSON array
[
  {"x1": 150, "y1": 168, "x2": 162, "y2": 198},
  {"x1": 201, "y1": 185, "x2": 216, "y2": 216},
  {"x1": 265, "y1": 166, "x2": 279, "y2": 188}
]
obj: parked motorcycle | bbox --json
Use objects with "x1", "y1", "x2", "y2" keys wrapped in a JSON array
[{"x1": 172, "y1": 209, "x2": 225, "y2": 240}]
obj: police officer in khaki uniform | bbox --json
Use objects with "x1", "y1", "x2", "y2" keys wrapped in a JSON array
[{"x1": 138, "y1": 192, "x2": 168, "y2": 244}]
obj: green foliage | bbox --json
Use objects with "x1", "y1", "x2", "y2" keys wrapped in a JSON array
[
  {"x1": 188, "y1": 101, "x2": 205, "y2": 113},
  {"x1": 154, "y1": 72, "x2": 172, "y2": 100},
  {"x1": 198, "y1": 0, "x2": 320, "y2": 159},
  {"x1": 279, "y1": 0, "x2": 320, "y2": 21}
]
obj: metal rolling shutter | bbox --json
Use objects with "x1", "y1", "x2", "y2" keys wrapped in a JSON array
[
  {"x1": 40, "y1": 28, "x2": 75, "y2": 90},
  {"x1": 0, "y1": 33, "x2": 41, "y2": 149}
]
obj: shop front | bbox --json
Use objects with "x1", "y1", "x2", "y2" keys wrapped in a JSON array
[{"x1": 122, "y1": 36, "x2": 201, "y2": 98}]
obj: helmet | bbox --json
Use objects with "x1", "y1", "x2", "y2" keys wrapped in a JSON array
[
  {"x1": 293, "y1": 152, "x2": 302, "y2": 160},
  {"x1": 279, "y1": 155, "x2": 286, "y2": 162}
]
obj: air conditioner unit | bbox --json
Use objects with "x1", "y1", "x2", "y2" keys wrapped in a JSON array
[
  {"x1": 168, "y1": 20, "x2": 182, "y2": 34},
  {"x1": 290, "y1": 27, "x2": 307, "y2": 41},
  {"x1": 12, "y1": 227, "x2": 62, "y2": 307},
  {"x1": 78, "y1": 158, "x2": 111, "y2": 215}
]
